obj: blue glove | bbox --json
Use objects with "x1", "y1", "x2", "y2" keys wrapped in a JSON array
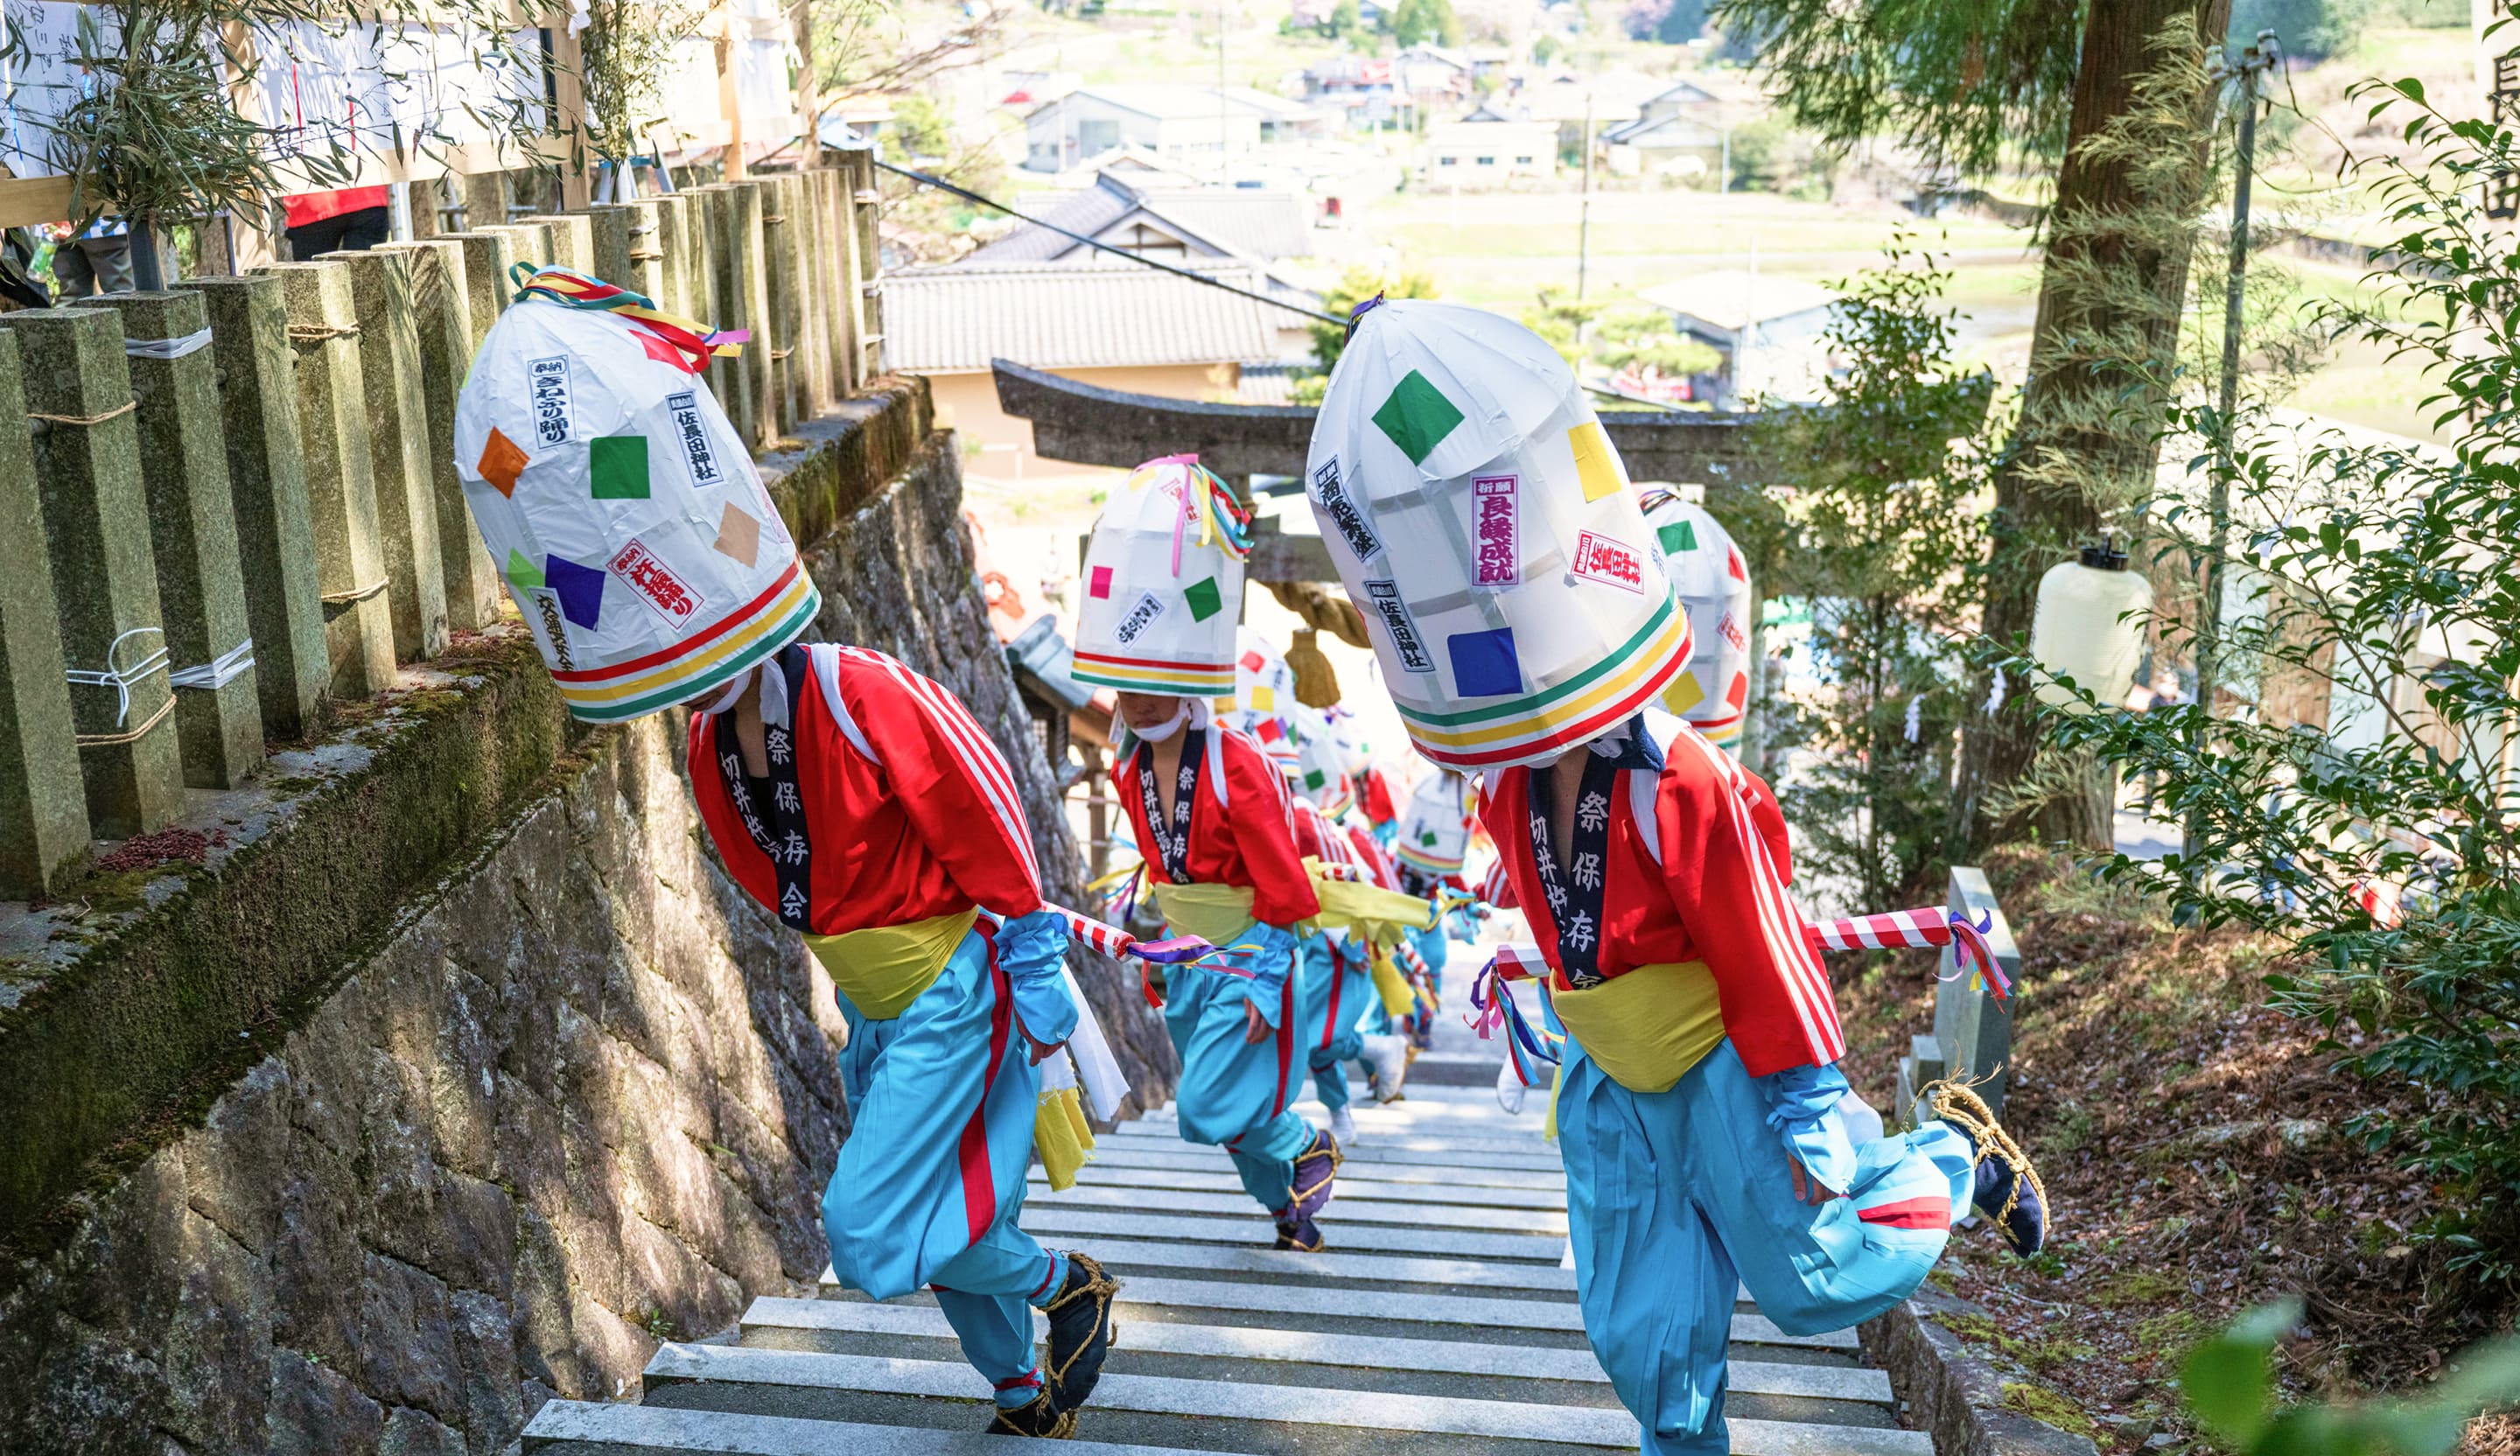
[
  {"x1": 994, "y1": 908, "x2": 1078, "y2": 1048},
  {"x1": 1759, "y1": 1060, "x2": 1858, "y2": 1195},
  {"x1": 1213, "y1": 920, "x2": 1298, "y2": 1026}
]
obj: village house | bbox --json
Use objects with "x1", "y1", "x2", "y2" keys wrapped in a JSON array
[{"x1": 1418, "y1": 102, "x2": 1559, "y2": 186}]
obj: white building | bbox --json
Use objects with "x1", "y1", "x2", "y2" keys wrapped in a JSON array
[
  {"x1": 1022, "y1": 85, "x2": 1322, "y2": 172},
  {"x1": 1637, "y1": 270, "x2": 1839, "y2": 406},
  {"x1": 1418, "y1": 104, "x2": 1558, "y2": 186}
]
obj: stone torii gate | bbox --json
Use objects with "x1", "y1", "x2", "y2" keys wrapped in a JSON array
[{"x1": 990, "y1": 359, "x2": 1768, "y2": 585}]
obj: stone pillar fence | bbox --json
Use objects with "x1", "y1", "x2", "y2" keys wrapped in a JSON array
[{"x1": 0, "y1": 158, "x2": 883, "y2": 899}]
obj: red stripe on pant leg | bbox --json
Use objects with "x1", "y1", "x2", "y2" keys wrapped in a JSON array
[
  {"x1": 958, "y1": 923, "x2": 1014, "y2": 1247},
  {"x1": 1271, "y1": 972, "x2": 1296, "y2": 1117},
  {"x1": 1320, "y1": 943, "x2": 1344, "y2": 1051},
  {"x1": 1857, "y1": 1195, "x2": 1950, "y2": 1230}
]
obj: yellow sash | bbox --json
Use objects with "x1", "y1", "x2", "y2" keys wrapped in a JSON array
[
  {"x1": 1147, "y1": 882, "x2": 1260, "y2": 945},
  {"x1": 1033, "y1": 1085, "x2": 1097, "y2": 1191},
  {"x1": 1368, "y1": 948, "x2": 1416, "y2": 1017},
  {"x1": 802, "y1": 906, "x2": 982, "y2": 1020},
  {"x1": 1548, "y1": 960, "x2": 1725, "y2": 1096}
]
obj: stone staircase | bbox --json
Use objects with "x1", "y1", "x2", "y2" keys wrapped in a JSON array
[{"x1": 520, "y1": 1066, "x2": 1931, "y2": 1455}]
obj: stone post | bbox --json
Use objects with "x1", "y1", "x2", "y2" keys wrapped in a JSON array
[
  {"x1": 378, "y1": 239, "x2": 501, "y2": 630},
  {"x1": 626, "y1": 199, "x2": 671, "y2": 312},
  {"x1": 665, "y1": 191, "x2": 709, "y2": 329},
  {"x1": 584, "y1": 203, "x2": 635, "y2": 286},
  {"x1": 325, "y1": 248, "x2": 449, "y2": 662},
  {"x1": 789, "y1": 171, "x2": 832, "y2": 413},
  {"x1": 729, "y1": 178, "x2": 778, "y2": 442},
  {"x1": 475, "y1": 221, "x2": 554, "y2": 271},
  {"x1": 449, "y1": 229, "x2": 518, "y2": 358},
  {"x1": 516, "y1": 214, "x2": 592, "y2": 273},
  {"x1": 263, "y1": 262, "x2": 396, "y2": 698},
  {"x1": 846, "y1": 150, "x2": 883, "y2": 383},
  {"x1": 178, "y1": 275, "x2": 332, "y2": 740},
  {"x1": 830, "y1": 164, "x2": 867, "y2": 395},
  {"x1": 0, "y1": 332, "x2": 89, "y2": 895},
  {"x1": 80, "y1": 290, "x2": 263, "y2": 788},
  {"x1": 760, "y1": 175, "x2": 803, "y2": 434},
  {"x1": 695, "y1": 186, "x2": 755, "y2": 449},
  {"x1": 459, "y1": 171, "x2": 509, "y2": 234},
  {"x1": 1, "y1": 308, "x2": 185, "y2": 838}
]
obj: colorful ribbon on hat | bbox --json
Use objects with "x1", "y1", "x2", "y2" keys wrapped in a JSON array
[
  {"x1": 507, "y1": 262, "x2": 746, "y2": 375},
  {"x1": 1804, "y1": 906, "x2": 2011, "y2": 1003},
  {"x1": 1134, "y1": 453, "x2": 1252, "y2": 578}
]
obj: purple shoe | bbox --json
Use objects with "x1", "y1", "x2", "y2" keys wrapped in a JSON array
[
  {"x1": 1291, "y1": 1129, "x2": 1341, "y2": 1222},
  {"x1": 1274, "y1": 1210, "x2": 1325, "y2": 1251}
]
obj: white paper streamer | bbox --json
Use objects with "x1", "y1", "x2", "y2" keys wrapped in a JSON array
[
  {"x1": 125, "y1": 328, "x2": 214, "y2": 360},
  {"x1": 1058, "y1": 965, "x2": 1130, "y2": 1122},
  {"x1": 1983, "y1": 667, "x2": 2006, "y2": 716},
  {"x1": 1903, "y1": 695, "x2": 1922, "y2": 744},
  {"x1": 169, "y1": 637, "x2": 255, "y2": 690}
]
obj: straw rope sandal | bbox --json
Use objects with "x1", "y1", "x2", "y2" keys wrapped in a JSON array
[
  {"x1": 986, "y1": 1388, "x2": 1077, "y2": 1438},
  {"x1": 1042, "y1": 1252, "x2": 1121, "y2": 1414},
  {"x1": 1923, "y1": 1079, "x2": 2050, "y2": 1257}
]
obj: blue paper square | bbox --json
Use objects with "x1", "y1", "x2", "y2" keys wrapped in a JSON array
[
  {"x1": 1447, "y1": 627, "x2": 1522, "y2": 697},
  {"x1": 546, "y1": 553, "x2": 606, "y2": 628}
]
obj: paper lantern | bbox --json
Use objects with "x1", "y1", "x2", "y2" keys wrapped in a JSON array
[
  {"x1": 452, "y1": 270, "x2": 816, "y2": 723},
  {"x1": 1395, "y1": 768, "x2": 1473, "y2": 878},
  {"x1": 1638, "y1": 487, "x2": 1753, "y2": 754},
  {"x1": 1073, "y1": 457, "x2": 1251, "y2": 697},
  {"x1": 1305, "y1": 300, "x2": 1690, "y2": 769},
  {"x1": 2030, "y1": 542, "x2": 2152, "y2": 713}
]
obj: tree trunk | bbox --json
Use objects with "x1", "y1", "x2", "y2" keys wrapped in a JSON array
[{"x1": 1949, "y1": 0, "x2": 2233, "y2": 858}]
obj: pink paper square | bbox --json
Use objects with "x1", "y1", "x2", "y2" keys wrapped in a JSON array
[{"x1": 1089, "y1": 565, "x2": 1113, "y2": 598}]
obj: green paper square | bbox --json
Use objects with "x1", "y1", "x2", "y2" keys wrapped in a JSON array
[
  {"x1": 505, "y1": 548, "x2": 544, "y2": 591},
  {"x1": 1184, "y1": 575, "x2": 1223, "y2": 621},
  {"x1": 1372, "y1": 370, "x2": 1465, "y2": 466},
  {"x1": 1657, "y1": 520, "x2": 1698, "y2": 555},
  {"x1": 1420, "y1": 830, "x2": 1438, "y2": 846},
  {"x1": 589, "y1": 435, "x2": 651, "y2": 500},
  {"x1": 1304, "y1": 768, "x2": 1326, "y2": 790}
]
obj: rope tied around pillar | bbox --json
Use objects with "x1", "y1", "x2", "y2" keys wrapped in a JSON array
[
  {"x1": 77, "y1": 696, "x2": 176, "y2": 748},
  {"x1": 29, "y1": 399, "x2": 137, "y2": 428},
  {"x1": 321, "y1": 579, "x2": 389, "y2": 606},
  {"x1": 66, "y1": 625, "x2": 171, "y2": 728},
  {"x1": 286, "y1": 324, "x2": 362, "y2": 345}
]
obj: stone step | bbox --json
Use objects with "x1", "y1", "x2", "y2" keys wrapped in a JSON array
[
  {"x1": 1030, "y1": 1163, "x2": 1568, "y2": 1211},
  {"x1": 1026, "y1": 1181, "x2": 1572, "y2": 1236},
  {"x1": 1081, "y1": 1140, "x2": 1566, "y2": 1186},
  {"x1": 642, "y1": 1345, "x2": 1925, "y2": 1454},
  {"x1": 1017, "y1": 1207, "x2": 1569, "y2": 1264},
  {"x1": 1118, "y1": 1116, "x2": 1553, "y2": 1158},
  {"x1": 521, "y1": 1400, "x2": 1180, "y2": 1454},
  {"x1": 742, "y1": 1298, "x2": 1893, "y2": 1404},
  {"x1": 822, "y1": 1236, "x2": 1579, "y2": 1294},
  {"x1": 1085, "y1": 1273, "x2": 1852, "y2": 1348}
]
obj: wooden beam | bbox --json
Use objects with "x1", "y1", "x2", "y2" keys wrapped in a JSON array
[{"x1": 990, "y1": 358, "x2": 1770, "y2": 486}]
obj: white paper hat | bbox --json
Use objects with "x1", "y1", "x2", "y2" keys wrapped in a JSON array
[
  {"x1": 1638, "y1": 488, "x2": 1754, "y2": 752},
  {"x1": 1394, "y1": 768, "x2": 1472, "y2": 878},
  {"x1": 452, "y1": 270, "x2": 816, "y2": 722},
  {"x1": 1233, "y1": 629, "x2": 1297, "y2": 720},
  {"x1": 1325, "y1": 706, "x2": 1374, "y2": 776},
  {"x1": 1305, "y1": 300, "x2": 1690, "y2": 769},
  {"x1": 1073, "y1": 457, "x2": 1252, "y2": 697},
  {"x1": 1286, "y1": 706, "x2": 1356, "y2": 816}
]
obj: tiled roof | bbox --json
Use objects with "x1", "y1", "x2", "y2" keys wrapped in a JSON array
[
  {"x1": 970, "y1": 175, "x2": 1314, "y2": 263},
  {"x1": 880, "y1": 261, "x2": 1282, "y2": 374}
]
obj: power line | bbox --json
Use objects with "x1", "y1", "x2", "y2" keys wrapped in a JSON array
[{"x1": 871, "y1": 157, "x2": 1348, "y2": 326}]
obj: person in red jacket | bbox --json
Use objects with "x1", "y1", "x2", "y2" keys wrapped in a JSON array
[
  {"x1": 283, "y1": 186, "x2": 392, "y2": 258},
  {"x1": 1110, "y1": 692, "x2": 1342, "y2": 1249},
  {"x1": 688, "y1": 643, "x2": 1119, "y2": 1438}
]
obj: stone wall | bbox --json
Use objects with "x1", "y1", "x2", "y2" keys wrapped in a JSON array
[{"x1": 0, "y1": 380, "x2": 1174, "y2": 1455}]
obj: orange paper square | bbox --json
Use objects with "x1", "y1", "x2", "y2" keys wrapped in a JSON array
[
  {"x1": 712, "y1": 501, "x2": 761, "y2": 567},
  {"x1": 478, "y1": 428, "x2": 528, "y2": 497}
]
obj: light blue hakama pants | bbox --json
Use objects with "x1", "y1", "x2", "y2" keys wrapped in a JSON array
[
  {"x1": 1298, "y1": 933, "x2": 1367, "y2": 1113},
  {"x1": 1557, "y1": 1038, "x2": 1975, "y2": 1455},
  {"x1": 1159, "y1": 920, "x2": 1312, "y2": 1214},
  {"x1": 824, "y1": 926, "x2": 1068, "y2": 1408}
]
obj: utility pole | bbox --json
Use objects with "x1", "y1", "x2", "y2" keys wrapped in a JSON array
[
  {"x1": 1218, "y1": 0, "x2": 1229, "y2": 183},
  {"x1": 1576, "y1": 89, "x2": 1594, "y2": 301},
  {"x1": 2189, "y1": 29, "x2": 2278, "y2": 861}
]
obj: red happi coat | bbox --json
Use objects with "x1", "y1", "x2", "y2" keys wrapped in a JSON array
[
  {"x1": 687, "y1": 644, "x2": 1043, "y2": 934},
  {"x1": 1355, "y1": 763, "x2": 1403, "y2": 829},
  {"x1": 1480, "y1": 724, "x2": 1844, "y2": 1077},
  {"x1": 1344, "y1": 822, "x2": 1402, "y2": 892},
  {"x1": 1292, "y1": 802, "x2": 1354, "y2": 869},
  {"x1": 1112, "y1": 723, "x2": 1321, "y2": 930}
]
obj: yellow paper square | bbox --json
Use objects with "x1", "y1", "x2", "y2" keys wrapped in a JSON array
[
  {"x1": 1662, "y1": 672, "x2": 1706, "y2": 716},
  {"x1": 1569, "y1": 421, "x2": 1622, "y2": 501},
  {"x1": 1252, "y1": 685, "x2": 1275, "y2": 711}
]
